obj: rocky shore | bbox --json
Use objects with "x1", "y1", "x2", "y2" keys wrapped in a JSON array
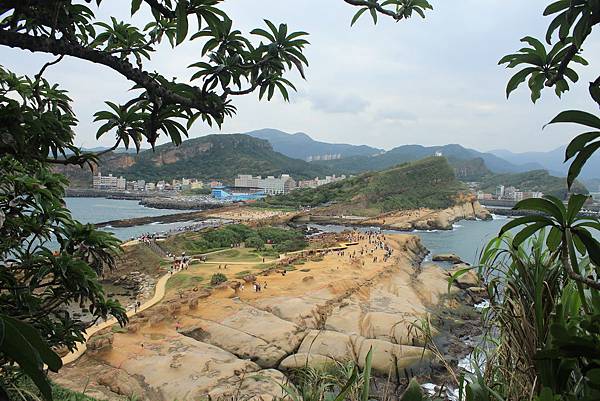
[
  {"x1": 293, "y1": 200, "x2": 492, "y2": 231},
  {"x1": 140, "y1": 196, "x2": 224, "y2": 210},
  {"x1": 54, "y1": 232, "x2": 484, "y2": 400}
]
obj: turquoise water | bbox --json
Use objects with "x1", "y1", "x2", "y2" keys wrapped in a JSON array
[{"x1": 65, "y1": 197, "x2": 191, "y2": 240}]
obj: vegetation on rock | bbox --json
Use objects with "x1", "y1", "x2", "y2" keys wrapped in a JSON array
[{"x1": 262, "y1": 157, "x2": 466, "y2": 213}]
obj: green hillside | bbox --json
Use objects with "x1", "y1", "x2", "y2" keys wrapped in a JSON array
[
  {"x1": 262, "y1": 156, "x2": 466, "y2": 213},
  {"x1": 478, "y1": 170, "x2": 588, "y2": 200},
  {"x1": 57, "y1": 135, "x2": 334, "y2": 186}
]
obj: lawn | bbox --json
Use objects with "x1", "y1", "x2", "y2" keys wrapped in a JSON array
[{"x1": 204, "y1": 247, "x2": 274, "y2": 263}]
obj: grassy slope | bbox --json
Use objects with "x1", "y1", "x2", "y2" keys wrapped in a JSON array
[{"x1": 262, "y1": 156, "x2": 466, "y2": 212}]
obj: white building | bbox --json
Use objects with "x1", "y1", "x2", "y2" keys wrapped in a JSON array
[
  {"x1": 134, "y1": 180, "x2": 145, "y2": 191},
  {"x1": 235, "y1": 174, "x2": 296, "y2": 195},
  {"x1": 116, "y1": 176, "x2": 126, "y2": 191},
  {"x1": 496, "y1": 185, "x2": 505, "y2": 199},
  {"x1": 145, "y1": 182, "x2": 156, "y2": 191},
  {"x1": 92, "y1": 173, "x2": 118, "y2": 190}
]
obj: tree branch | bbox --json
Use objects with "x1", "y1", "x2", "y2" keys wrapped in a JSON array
[
  {"x1": 342, "y1": 0, "x2": 405, "y2": 20},
  {"x1": 546, "y1": 44, "x2": 578, "y2": 87},
  {"x1": 0, "y1": 30, "x2": 214, "y2": 114}
]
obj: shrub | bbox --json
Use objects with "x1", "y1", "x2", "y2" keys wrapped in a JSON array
[
  {"x1": 210, "y1": 273, "x2": 227, "y2": 286},
  {"x1": 245, "y1": 235, "x2": 265, "y2": 250}
]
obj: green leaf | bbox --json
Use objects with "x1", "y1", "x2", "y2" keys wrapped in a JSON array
[
  {"x1": 351, "y1": 8, "x2": 368, "y2": 26},
  {"x1": 513, "y1": 222, "x2": 551, "y2": 248},
  {"x1": 506, "y1": 67, "x2": 538, "y2": 98},
  {"x1": 521, "y1": 36, "x2": 547, "y2": 61},
  {"x1": 572, "y1": 228, "x2": 600, "y2": 266},
  {"x1": 333, "y1": 365, "x2": 359, "y2": 401},
  {"x1": 565, "y1": 131, "x2": 600, "y2": 161},
  {"x1": 545, "y1": 110, "x2": 600, "y2": 130},
  {"x1": 499, "y1": 215, "x2": 554, "y2": 236},
  {"x1": 543, "y1": 1, "x2": 570, "y2": 16},
  {"x1": 369, "y1": 7, "x2": 378, "y2": 24},
  {"x1": 131, "y1": 0, "x2": 143, "y2": 15},
  {"x1": 400, "y1": 378, "x2": 423, "y2": 401},
  {"x1": 513, "y1": 198, "x2": 564, "y2": 222},
  {"x1": 566, "y1": 194, "x2": 589, "y2": 223},
  {"x1": 567, "y1": 142, "x2": 600, "y2": 188},
  {"x1": 546, "y1": 226, "x2": 562, "y2": 251},
  {"x1": 361, "y1": 346, "x2": 373, "y2": 401},
  {"x1": 175, "y1": 1, "x2": 189, "y2": 45}
]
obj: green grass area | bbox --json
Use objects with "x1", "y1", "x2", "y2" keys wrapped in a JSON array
[
  {"x1": 166, "y1": 274, "x2": 204, "y2": 291},
  {"x1": 205, "y1": 248, "x2": 267, "y2": 263}
]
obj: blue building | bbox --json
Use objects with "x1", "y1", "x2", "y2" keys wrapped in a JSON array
[{"x1": 211, "y1": 186, "x2": 266, "y2": 202}]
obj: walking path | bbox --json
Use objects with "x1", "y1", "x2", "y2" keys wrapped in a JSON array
[
  {"x1": 61, "y1": 271, "x2": 172, "y2": 365},
  {"x1": 61, "y1": 241, "x2": 355, "y2": 366}
]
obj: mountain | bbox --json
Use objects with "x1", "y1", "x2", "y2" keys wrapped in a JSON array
[
  {"x1": 56, "y1": 134, "x2": 334, "y2": 186},
  {"x1": 312, "y1": 144, "x2": 543, "y2": 175},
  {"x1": 261, "y1": 156, "x2": 466, "y2": 213},
  {"x1": 244, "y1": 128, "x2": 382, "y2": 161},
  {"x1": 489, "y1": 146, "x2": 600, "y2": 180},
  {"x1": 478, "y1": 170, "x2": 588, "y2": 200}
]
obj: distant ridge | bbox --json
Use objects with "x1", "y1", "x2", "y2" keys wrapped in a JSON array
[
  {"x1": 245, "y1": 128, "x2": 382, "y2": 161},
  {"x1": 310, "y1": 143, "x2": 544, "y2": 176},
  {"x1": 489, "y1": 146, "x2": 600, "y2": 181},
  {"x1": 54, "y1": 134, "x2": 334, "y2": 186}
]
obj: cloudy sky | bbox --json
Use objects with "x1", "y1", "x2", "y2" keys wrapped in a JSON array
[{"x1": 3, "y1": 0, "x2": 599, "y2": 152}]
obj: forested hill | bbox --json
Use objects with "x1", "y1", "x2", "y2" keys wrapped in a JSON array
[
  {"x1": 56, "y1": 134, "x2": 335, "y2": 186},
  {"x1": 261, "y1": 156, "x2": 466, "y2": 213}
]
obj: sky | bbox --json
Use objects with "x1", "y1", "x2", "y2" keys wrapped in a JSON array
[{"x1": 2, "y1": 0, "x2": 599, "y2": 153}]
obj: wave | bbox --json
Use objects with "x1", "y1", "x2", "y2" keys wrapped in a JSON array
[{"x1": 491, "y1": 214, "x2": 508, "y2": 220}]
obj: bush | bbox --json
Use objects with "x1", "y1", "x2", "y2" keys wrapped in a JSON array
[
  {"x1": 274, "y1": 238, "x2": 307, "y2": 253},
  {"x1": 210, "y1": 273, "x2": 227, "y2": 286},
  {"x1": 245, "y1": 235, "x2": 265, "y2": 250}
]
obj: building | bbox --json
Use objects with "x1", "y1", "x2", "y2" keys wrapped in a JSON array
[
  {"x1": 116, "y1": 176, "x2": 126, "y2": 191},
  {"x1": 297, "y1": 174, "x2": 347, "y2": 189},
  {"x1": 496, "y1": 185, "x2": 505, "y2": 199},
  {"x1": 211, "y1": 187, "x2": 266, "y2": 202},
  {"x1": 209, "y1": 180, "x2": 223, "y2": 188},
  {"x1": 190, "y1": 180, "x2": 203, "y2": 190},
  {"x1": 476, "y1": 191, "x2": 493, "y2": 200},
  {"x1": 234, "y1": 174, "x2": 296, "y2": 195},
  {"x1": 434, "y1": 151, "x2": 443, "y2": 157},
  {"x1": 145, "y1": 182, "x2": 156, "y2": 191},
  {"x1": 92, "y1": 173, "x2": 118, "y2": 190},
  {"x1": 134, "y1": 180, "x2": 145, "y2": 191}
]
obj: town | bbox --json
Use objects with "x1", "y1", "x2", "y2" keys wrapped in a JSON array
[{"x1": 92, "y1": 172, "x2": 348, "y2": 202}]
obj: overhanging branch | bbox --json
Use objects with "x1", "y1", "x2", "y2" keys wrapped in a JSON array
[
  {"x1": 343, "y1": 0, "x2": 405, "y2": 20},
  {"x1": 0, "y1": 30, "x2": 213, "y2": 114}
]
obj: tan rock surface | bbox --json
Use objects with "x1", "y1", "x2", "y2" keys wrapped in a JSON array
[{"x1": 57, "y1": 232, "x2": 468, "y2": 400}]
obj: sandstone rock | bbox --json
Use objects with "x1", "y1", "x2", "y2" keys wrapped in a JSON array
[
  {"x1": 297, "y1": 330, "x2": 355, "y2": 363},
  {"x1": 355, "y1": 338, "x2": 432, "y2": 375},
  {"x1": 97, "y1": 369, "x2": 144, "y2": 398},
  {"x1": 208, "y1": 368, "x2": 290, "y2": 401},
  {"x1": 302, "y1": 275, "x2": 314, "y2": 282},
  {"x1": 279, "y1": 353, "x2": 336, "y2": 370},
  {"x1": 188, "y1": 297, "x2": 199, "y2": 310},
  {"x1": 432, "y1": 253, "x2": 463, "y2": 263},
  {"x1": 181, "y1": 319, "x2": 292, "y2": 368},
  {"x1": 243, "y1": 274, "x2": 257, "y2": 283},
  {"x1": 449, "y1": 264, "x2": 480, "y2": 287},
  {"x1": 88, "y1": 334, "x2": 113, "y2": 352}
]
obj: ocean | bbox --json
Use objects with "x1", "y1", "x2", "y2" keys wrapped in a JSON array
[
  {"x1": 66, "y1": 197, "x2": 509, "y2": 264},
  {"x1": 65, "y1": 197, "x2": 193, "y2": 241}
]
